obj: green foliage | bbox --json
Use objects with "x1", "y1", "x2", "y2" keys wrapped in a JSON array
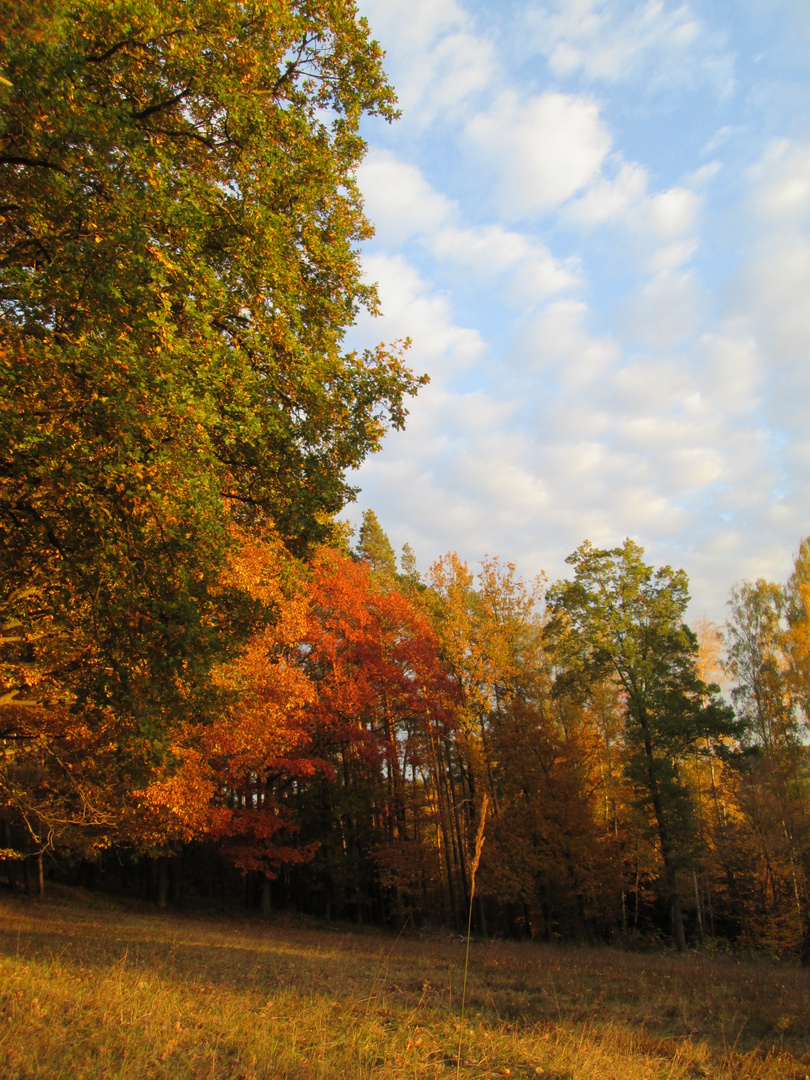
[
  {"x1": 725, "y1": 579, "x2": 795, "y2": 749},
  {"x1": 0, "y1": 0, "x2": 425, "y2": 844},
  {"x1": 399, "y1": 542, "x2": 420, "y2": 584},
  {"x1": 356, "y1": 509, "x2": 396, "y2": 581},
  {"x1": 786, "y1": 537, "x2": 810, "y2": 719},
  {"x1": 547, "y1": 540, "x2": 734, "y2": 758},
  {"x1": 547, "y1": 539, "x2": 737, "y2": 948}
]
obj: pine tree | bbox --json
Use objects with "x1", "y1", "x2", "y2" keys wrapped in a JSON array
[{"x1": 356, "y1": 510, "x2": 397, "y2": 581}]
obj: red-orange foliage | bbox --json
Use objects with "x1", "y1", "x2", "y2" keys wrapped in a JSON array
[
  {"x1": 135, "y1": 533, "x2": 327, "y2": 877},
  {"x1": 305, "y1": 547, "x2": 458, "y2": 794},
  {"x1": 134, "y1": 540, "x2": 458, "y2": 885}
]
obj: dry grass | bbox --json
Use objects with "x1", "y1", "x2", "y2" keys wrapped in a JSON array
[{"x1": 1, "y1": 888, "x2": 809, "y2": 1080}]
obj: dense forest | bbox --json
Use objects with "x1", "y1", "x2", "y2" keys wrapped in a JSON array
[{"x1": 2, "y1": 1, "x2": 809, "y2": 963}]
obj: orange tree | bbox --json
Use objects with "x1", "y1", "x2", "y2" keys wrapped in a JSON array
[
  {"x1": 133, "y1": 532, "x2": 327, "y2": 909},
  {"x1": 293, "y1": 547, "x2": 458, "y2": 924},
  {"x1": 0, "y1": 0, "x2": 424, "y2": 858}
]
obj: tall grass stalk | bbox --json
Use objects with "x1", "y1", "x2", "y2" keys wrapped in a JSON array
[{"x1": 457, "y1": 793, "x2": 488, "y2": 1079}]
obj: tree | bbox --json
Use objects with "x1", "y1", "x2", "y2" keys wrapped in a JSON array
[
  {"x1": 400, "y1": 543, "x2": 421, "y2": 587},
  {"x1": 0, "y1": 0, "x2": 425, "y2": 855},
  {"x1": 134, "y1": 532, "x2": 327, "y2": 911},
  {"x1": 426, "y1": 554, "x2": 548, "y2": 934},
  {"x1": 726, "y1": 581, "x2": 795, "y2": 750},
  {"x1": 547, "y1": 539, "x2": 736, "y2": 951},
  {"x1": 724, "y1": 568, "x2": 810, "y2": 961},
  {"x1": 786, "y1": 538, "x2": 810, "y2": 719},
  {"x1": 356, "y1": 509, "x2": 397, "y2": 582},
  {"x1": 297, "y1": 547, "x2": 458, "y2": 924}
]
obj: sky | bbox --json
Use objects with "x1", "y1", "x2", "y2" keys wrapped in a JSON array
[{"x1": 342, "y1": 0, "x2": 810, "y2": 623}]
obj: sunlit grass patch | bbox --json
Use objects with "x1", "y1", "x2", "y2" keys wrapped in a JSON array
[{"x1": 1, "y1": 890, "x2": 809, "y2": 1079}]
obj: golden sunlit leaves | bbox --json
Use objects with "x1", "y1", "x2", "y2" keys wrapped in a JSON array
[{"x1": 0, "y1": 0, "x2": 422, "y2": 855}]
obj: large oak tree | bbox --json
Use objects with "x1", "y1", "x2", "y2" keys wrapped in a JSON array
[{"x1": 0, "y1": 0, "x2": 424, "y2": 854}]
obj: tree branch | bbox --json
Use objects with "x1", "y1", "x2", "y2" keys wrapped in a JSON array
[
  {"x1": 131, "y1": 87, "x2": 192, "y2": 122},
  {"x1": 0, "y1": 155, "x2": 69, "y2": 175}
]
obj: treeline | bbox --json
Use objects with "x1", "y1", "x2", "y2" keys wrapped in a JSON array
[
  {"x1": 2, "y1": 1, "x2": 809, "y2": 961},
  {"x1": 4, "y1": 505, "x2": 810, "y2": 961}
]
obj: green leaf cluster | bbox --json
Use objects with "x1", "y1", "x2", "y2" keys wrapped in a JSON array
[{"x1": 0, "y1": 0, "x2": 425, "y2": 843}]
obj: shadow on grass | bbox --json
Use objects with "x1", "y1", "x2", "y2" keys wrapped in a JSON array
[{"x1": 2, "y1": 887, "x2": 810, "y2": 1059}]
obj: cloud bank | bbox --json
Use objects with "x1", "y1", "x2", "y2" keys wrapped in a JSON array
[{"x1": 349, "y1": 0, "x2": 810, "y2": 621}]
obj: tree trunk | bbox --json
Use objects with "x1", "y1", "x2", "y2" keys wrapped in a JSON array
[
  {"x1": 522, "y1": 902, "x2": 534, "y2": 940},
  {"x1": 800, "y1": 854, "x2": 810, "y2": 967},
  {"x1": 667, "y1": 863, "x2": 687, "y2": 952},
  {"x1": 157, "y1": 857, "x2": 169, "y2": 910},
  {"x1": 476, "y1": 893, "x2": 488, "y2": 938},
  {"x1": 170, "y1": 852, "x2": 183, "y2": 907},
  {"x1": 428, "y1": 721, "x2": 460, "y2": 930},
  {"x1": 800, "y1": 922, "x2": 810, "y2": 967},
  {"x1": 638, "y1": 707, "x2": 686, "y2": 952},
  {"x1": 1, "y1": 819, "x2": 15, "y2": 891},
  {"x1": 693, "y1": 870, "x2": 704, "y2": 946}
]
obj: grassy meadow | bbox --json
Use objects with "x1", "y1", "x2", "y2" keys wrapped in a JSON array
[{"x1": 1, "y1": 890, "x2": 809, "y2": 1080}]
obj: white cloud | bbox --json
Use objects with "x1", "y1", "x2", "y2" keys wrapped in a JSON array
[
  {"x1": 347, "y1": 377, "x2": 551, "y2": 567},
  {"x1": 432, "y1": 224, "x2": 580, "y2": 302},
  {"x1": 467, "y1": 91, "x2": 612, "y2": 216},
  {"x1": 359, "y1": 0, "x2": 495, "y2": 120},
  {"x1": 616, "y1": 268, "x2": 706, "y2": 348},
  {"x1": 420, "y1": 32, "x2": 495, "y2": 112},
  {"x1": 348, "y1": 0, "x2": 808, "y2": 625},
  {"x1": 564, "y1": 159, "x2": 648, "y2": 225},
  {"x1": 645, "y1": 239, "x2": 699, "y2": 274},
  {"x1": 348, "y1": 229, "x2": 800, "y2": 620},
  {"x1": 433, "y1": 224, "x2": 534, "y2": 273},
  {"x1": 733, "y1": 234, "x2": 810, "y2": 430},
  {"x1": 530, "y1": 0, "x2": 733, "y2": 93},
  {"x1": 747, "y1": 140, "x2": 810, "y2": 224},
  {"x1": 357, "y1": 150, "x2": 455, "y2": 244},
  {"x1": 646, "y1": 186, "x2": 701, "y2": 236},
  {"x1": 611, "y1": 355, "x2": 696, "y2": 417},
  {"x1": 728, "y1": 144, "x2": 810, "y2": 406},
  {"x1": 688, "y1": 161, "x2": 722, "y2": 187},
  {"x1": 358, "y1": 152, "x2": 581, "y2": 302},
  {"x1": 515, "y1": 300, "x2": 619, "y2": 387},
  {"x1": 702, "y1": 125, "x2": 744, "y2": 155},
  {"x1": 358, "y1": 253, "x2": 485, "y2": 380},
  {"x1": 698, "y1": 326, "x2": 761, "y2": 418},
  {"x1": 569, "y1": 175, "x2": 705, "y2": 274},
  {"x1": 564, "y1": 167, "x2": 706, "y2": 258},
  {"x1": 360, "y1": 0, "x2": 468, "y2": 51}
]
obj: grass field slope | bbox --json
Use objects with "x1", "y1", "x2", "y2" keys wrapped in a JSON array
[{"x1": 1, "y1": 890, "x2": 810, "y2": 1079}]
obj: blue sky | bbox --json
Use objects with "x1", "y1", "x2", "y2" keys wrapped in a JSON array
[{"x1": 343, "y1": 0, "x2": 810, "y2": 622}]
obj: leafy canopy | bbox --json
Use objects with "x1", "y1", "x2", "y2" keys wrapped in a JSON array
[
  {"x1": 546, "y1": 540, "x2": 737, "y2": 864},
  {"x1": 0, "y1": 0, "x2": 425, "y2": 842}
]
